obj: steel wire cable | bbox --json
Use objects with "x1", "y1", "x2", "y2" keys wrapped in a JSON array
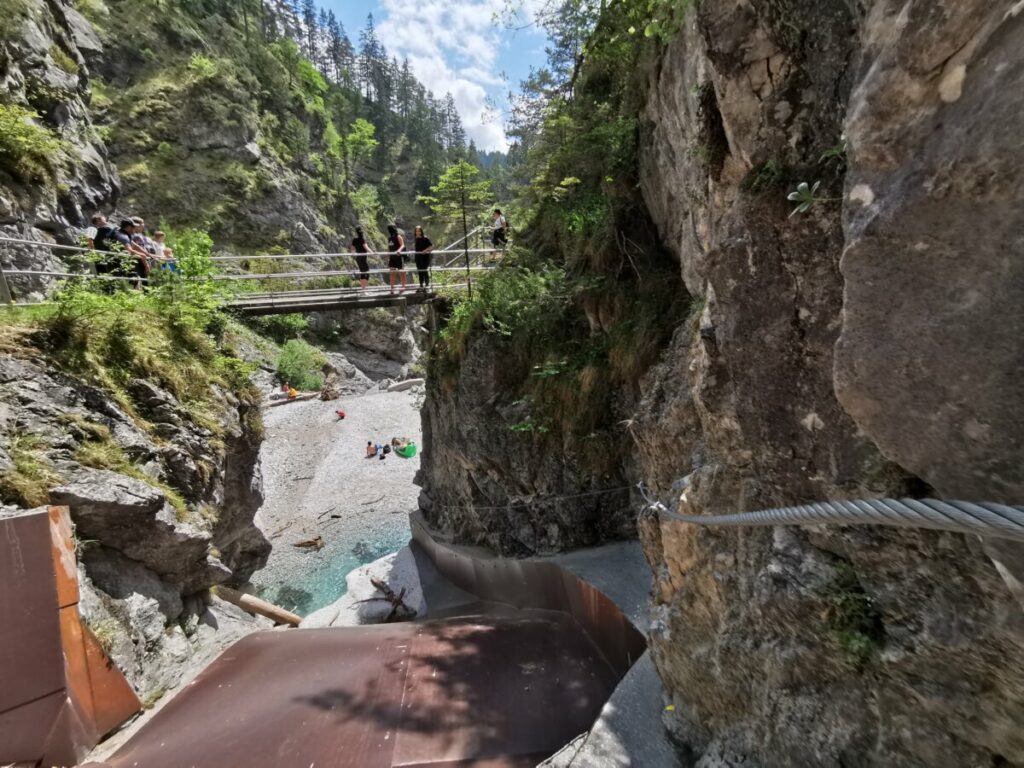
[{"x1": 647, "y1": 492, "x2": 1024, "y2": 542}]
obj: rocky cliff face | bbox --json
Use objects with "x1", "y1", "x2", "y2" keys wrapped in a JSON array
[
  {"x1": 308, "y1": 305, "x2": 427, "y2": 382},
  {"x1": 0, "y1": 0, "x2": 119, "y2": 283},
  {"x1": 420, "y1": 0, "x2": 1024, "y2": 764},
  {"x1": 639, "y1": 2, "x2": 1024, "y2": 765},
  {"x1": 419, "y1": 332, "x2": 635, "y2": 556},
  {"x1": 0, "y1": 349, "x2": 269, "y2": 699}
]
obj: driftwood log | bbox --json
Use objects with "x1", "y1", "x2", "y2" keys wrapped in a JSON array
[
  {"x1": 356, "y1": 577, "x2": 416, "y2": 622},
  {"x1": 215, "y1": 586, "x2": 301, "y2": 626},
  {"x1": 267, "y1": 392, "x2": 318, "y2": 407}
]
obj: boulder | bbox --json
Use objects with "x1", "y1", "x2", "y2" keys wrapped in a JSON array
[
  {"x1": 50, "y1": 468, "x2": 226, "y2": 590},
  {"x1": 834, "y1": 2, "x2": 1024, "y2": 504},
  {"x1": 80, "y1": 545, "x2": 185, "y2": 621}
]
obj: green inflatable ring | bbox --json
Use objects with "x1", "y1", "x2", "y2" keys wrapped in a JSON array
[{"x1": 396, "y1": 443, "x2": 417, "y2": 458}]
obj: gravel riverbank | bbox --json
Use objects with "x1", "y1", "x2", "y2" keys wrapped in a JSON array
[{"x1": 249, "y1": 387, "x2": 423, "y2": 615}]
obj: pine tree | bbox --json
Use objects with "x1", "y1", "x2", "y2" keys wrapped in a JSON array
[
  {"x1": 325, "y1": 11, "x2": 354, "y2": 86},
  {"x1": 418, "y1": 161, "x2": 493, "y2": 296},
  {"x1": 358, "y1": 14, "x2": 382, "y2": 101},
  {"x1": 442, "y1": 93, "x2": 466, "y2": 152},
  {"x1": 301, "y1": 0, "x2": 318, "y2": 60}
]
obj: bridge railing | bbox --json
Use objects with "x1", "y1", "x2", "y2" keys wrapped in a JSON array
[{"x1": 0, "y1": 233, "x2": 508, "y2": 307}]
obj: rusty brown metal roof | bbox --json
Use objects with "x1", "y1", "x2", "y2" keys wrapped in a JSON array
[
  {"x1": 1, "y1": 507, "x2": 140, "y2": 766},
  {"x1": 101, "y1": 610, "x2": 621, "y2": 768}
]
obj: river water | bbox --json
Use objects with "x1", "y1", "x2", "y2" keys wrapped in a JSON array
[{"x1": 248, "y1": 389, "x2": 423, "y2": 615}]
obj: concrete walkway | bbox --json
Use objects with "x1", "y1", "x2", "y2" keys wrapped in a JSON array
[{"x1": 545, "y1": 543, "x2": 681, "y2": 768}]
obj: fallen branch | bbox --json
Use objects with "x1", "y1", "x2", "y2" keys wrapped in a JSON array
[
  {"x1": 316, "y1": 506, "x2": 338, "y2": 521},
  {"x1": 267, "y1": 392, "x2": 318, "y2": 407},
  {"x1": 361, "y1": 495, "x2": 386, "y2": 506},
  {"x1": 293, "y1": 535, "x2": 324, "y2": 550},
  {"x1": 269, "y1": 521, "x2": 295, "y2": 540},
  {"x1": 355, "y1": 577, "x2": 416, "y2": 622}
]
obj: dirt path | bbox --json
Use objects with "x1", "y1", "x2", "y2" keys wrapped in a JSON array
[{"x1": 250, "y1": 388, "x2": 423, "y2": 615}]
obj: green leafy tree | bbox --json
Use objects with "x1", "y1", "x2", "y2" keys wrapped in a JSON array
[
  {"x1": 342, "y1": 117, "x2": 378, "y2": 188},
  {"x1": 418, "y1": 160, "x2": 494, "y2": 295}
]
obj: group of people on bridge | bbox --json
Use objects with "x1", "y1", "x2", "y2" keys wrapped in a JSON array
[
  {"x1": 85, "y1": 213, "x2": 176, "y2": 281},
  {"x1": 76, "y1": 206, "x2": 511, "y2": 293},
  {"x1": 348, "y1": 210, "x2": 509, "y2": 295}
]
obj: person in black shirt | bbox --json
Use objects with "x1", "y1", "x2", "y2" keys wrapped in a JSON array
[
  {"x1": 412, "y1": 226, "x2": 434, "y2": 291},
  {"x1": 386, "y1": 224, "x2": 406, "y2": 294},
  {"x1": 90, "y1": 214, "x2": 120, "y2": 274},
  {"x1": 349, "y1": 227, "x2": 374, "y2": 290}
]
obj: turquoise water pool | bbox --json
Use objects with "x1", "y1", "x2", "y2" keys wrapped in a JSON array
[{"x1": 254, "y1": 518, "x2": 411, "y2": 615}]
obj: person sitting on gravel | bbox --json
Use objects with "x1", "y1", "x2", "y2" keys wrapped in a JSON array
[
  {"x1": 366, "y1": 441, "x2": 378, "y2": 458},
  {"x1": 391, "y1": 437, "x2": 417, "y2": 458}
]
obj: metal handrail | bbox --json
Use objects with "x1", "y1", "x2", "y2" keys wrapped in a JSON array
[{"x1": 0, "y1": 233, "x2": 506, "y2": 309}]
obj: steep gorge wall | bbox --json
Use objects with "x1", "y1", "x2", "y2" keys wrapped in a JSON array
[
  {"x1": 420, "y1": 1, "x2": 1024, "y2": 764},
  {"x1": 636, "y1": 2, "x2": 1024, "y2": 764}
]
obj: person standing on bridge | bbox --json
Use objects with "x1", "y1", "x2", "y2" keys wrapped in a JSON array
[
  {"x1": 350, "y1": 227, "x2": 374, "y2": 291},
  {"x1": 413, "y1": 226, "x2": 434, "y2": 292},
  {"x1": 386, "y1": 224, "x2": 407, "y2": 294},
  {"x1": 491, "y1": 209, "x2": 508, "y2": 251}
]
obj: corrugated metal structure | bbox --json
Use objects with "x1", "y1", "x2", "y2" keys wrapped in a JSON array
[
  {"x1": 79, "y1": 513, "x2": 646, "y2": 767},
  {"x1": 0, "y1": 507, "x2": 141, "y2": 766}
]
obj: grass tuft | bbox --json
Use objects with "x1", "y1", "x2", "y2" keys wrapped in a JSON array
[{"x1": 0, "y1": 434, "x2": 61, "y2": 507}]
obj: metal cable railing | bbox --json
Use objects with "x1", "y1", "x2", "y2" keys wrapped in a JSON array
[
  {"x1": 0, "y1": 234, "x2": 508, "y2": 307},
  {"x1": 637, "y1": 485, "x2": 1024, "y2": 542}
]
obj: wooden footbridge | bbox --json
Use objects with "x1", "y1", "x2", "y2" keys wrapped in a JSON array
[
  {"x1": 0, "y1": 228, "x2": 502, "y2": 314},
  {"x1": 228, "y1": 284, "x2": 440, "y2": 315}
]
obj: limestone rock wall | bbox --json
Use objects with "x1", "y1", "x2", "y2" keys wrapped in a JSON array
[
  {"x1": 419, "y1": 334, "x2": 635, "y2": 556},
  {"x1": 0, "y1": 0, "x2": 119, "y2": 286},
  {"x1": 635, "y1": 1, "x2": 1024, "y2": 765}
]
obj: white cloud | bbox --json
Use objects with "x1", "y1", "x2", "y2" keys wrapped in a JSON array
[{"x1": 376, "y1": 0, "x2": 518, "y2": 150}]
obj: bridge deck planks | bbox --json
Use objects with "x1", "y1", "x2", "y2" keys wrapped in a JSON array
[{"x1": 229, "y1": 291, "x2": 435, "y2": 315}]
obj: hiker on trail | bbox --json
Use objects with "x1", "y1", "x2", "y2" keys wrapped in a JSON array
[
  {"x1": 491, "y1": 209, "x2": 508, "y2": 250},
  {"x1": 350, "y1": 227, "x2": 373, "y2": 291},
  {"x1": 84, "y1": 213, "x2": 104, "y2": 250},
  {"x1": 413, "y1": 226, "x2": 434, "y2": 291},
  {"x1": 387, "y1": 225, "x2": 406, "y2": 294}
]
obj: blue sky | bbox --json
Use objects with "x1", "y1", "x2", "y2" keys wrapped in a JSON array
[{"x1": 322, "y1": 0, "x2": 549, "y2": 151}]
